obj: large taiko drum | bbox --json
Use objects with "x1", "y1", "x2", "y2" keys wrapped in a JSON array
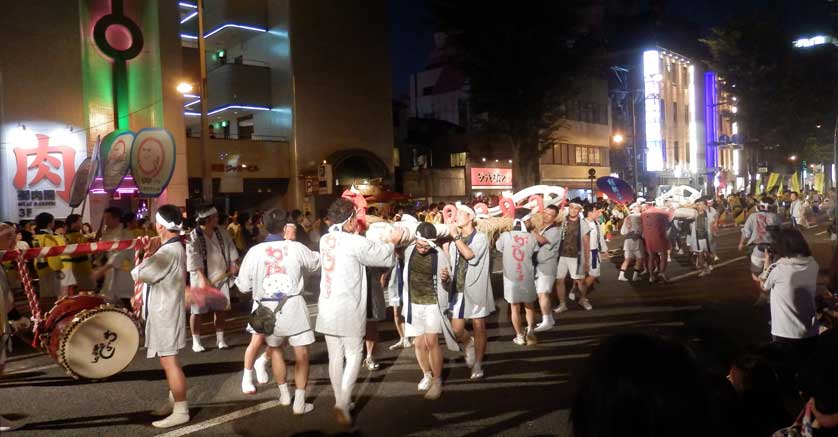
[{"x1": 40, "y1": 293, "x2": 139, "y2": 379}]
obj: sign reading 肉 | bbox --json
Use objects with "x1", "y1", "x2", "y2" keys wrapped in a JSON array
[
  {"x1": 129, "y1": 128, "x2": 176, "y2": 197},
  {"x1": 100, "y1": 130, "x2": 135, "y2": 191},
  {"x1": 470, "y1": 167, "x2": 513, "y2": 188},
  {"x1": 68, "y1": 158, "x2": 95, "y2": 208}
]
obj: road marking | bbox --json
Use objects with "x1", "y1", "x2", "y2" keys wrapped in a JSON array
[
  {"x1": 157, "y1": 400, "x2": 281, "y2": 437},
  {"x1": 5, "y1": 362, "x2": 59, "y2": 374},
  {"x1": 669, "y1": 255, "x2": 747, "y2": 282},
  {"x1": 816, "y1": 231, "x2": 827, "y2": 235}
]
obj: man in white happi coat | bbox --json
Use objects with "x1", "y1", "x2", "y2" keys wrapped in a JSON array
[
  {"x1": 315, "y1": 198, "x2": 401, "y2": 427},
  {"x1": 533, "y1": 204, "x2": 561, "y2": 332},
  {"x1": 92, "y1": 207, "x2": 135, "y2": 306},
  {"x1": 186, "y1": 205, "x2": 239, "y2": 352},
  {"x1": 496, "y1": 208, "x2": 539, "y2": 346},
  {"x1": 236, "y1": 208, "x2": 320, "y2": 415},
  {"x1": 401, "y1": 222, "x2": 458, "y2": 400},
  {"x1": 618, "y1": 201, "x2": 646, "y2": 281},
  {"x1": 554, "y1": 202, "x2": 591, "y2": 313},
  {"x1": 583, "y1": 203, "x2": 609, "y2": 291},
  {"x1": 739, "y1": 196, "x2": 781, "y2": 287},
  {"x1": 131, "y1": 205, "x2": 190, "y2": 429},
  {"x1": 447, "y1": 202, "x2": 494, "y2": 380}
]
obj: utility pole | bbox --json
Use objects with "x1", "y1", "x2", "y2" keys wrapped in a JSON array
[{"x1": 198, "y1": 0, "x2": 212, "y2": 204}]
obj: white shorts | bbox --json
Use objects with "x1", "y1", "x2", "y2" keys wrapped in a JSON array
[
  {"x1": 692, "y1": 238, "x2": 711, "y2": 254},
  {"x1": 265, "y1": 329, "x2": 315, "y2": 348},
  {"x1": 450, "y1": 292, "x2": 493, "y2": 320},
  {"x1": 623, "y1": 238, "x2": 645, "y2": 259},
  {"x1": 404, "y1": 304, "x2": 442, "y2": 337},
  {"x1": 535, "y1": 272, "x2": 556, "y2": 294},
  {"x1": 587, "y1": 251, "x2": 602, "y2": 278},
  {"x1": 557, "y1": 256, "x2": 585, "y2": 280},
  {"x1": 750, "y1": 246, "x2": 768, "y2": 273}
]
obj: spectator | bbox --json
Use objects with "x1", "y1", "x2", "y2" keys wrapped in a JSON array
[
  {"x1": 760, "y1": 228, "x2": 819, "y2": 390},
  {"x1": 571, "y1": 333, "x2": 712, "y2": 437}
]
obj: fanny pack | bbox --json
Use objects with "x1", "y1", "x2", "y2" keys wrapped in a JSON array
[{"x1": 249, "y1": 294, "x2": 296, "y2": 335}]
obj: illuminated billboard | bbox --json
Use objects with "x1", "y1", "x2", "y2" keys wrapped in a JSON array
[{"x1": 643, "y1": 50, "x2": 664, "y2": 171}]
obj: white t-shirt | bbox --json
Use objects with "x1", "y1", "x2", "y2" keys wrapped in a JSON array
[{"x1": 761, "y1": 256, "x2": 819, "y2": 339}]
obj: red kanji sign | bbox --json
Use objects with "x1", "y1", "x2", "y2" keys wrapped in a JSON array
[{"x1": 13, "y1": 134, "x2": 76, "y2": 203}]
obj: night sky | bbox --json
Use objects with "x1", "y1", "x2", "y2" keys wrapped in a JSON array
[{"x1": 389, "y1": 0, "x2": 835, "y2": 97}]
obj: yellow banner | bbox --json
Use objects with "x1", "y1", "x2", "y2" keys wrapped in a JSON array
[
  {"x1": 766, "y1": 173, "x2": 780, "y2": 194},
  {"x1": 815, "y1": 173, "x2": 825, "y2": 193},
  {"x1": 791, "y1": 172, "x2": 801, "y2": 193}
]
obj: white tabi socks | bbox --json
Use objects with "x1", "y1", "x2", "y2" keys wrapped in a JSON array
[
  {"x1": 152, "y1": 401, "x2": 189, "y2": 429},
  {"x1": 293, "y1": 389, "x2": 314, "y2": 415}
]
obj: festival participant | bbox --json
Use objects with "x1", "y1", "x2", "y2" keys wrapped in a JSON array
[
  {"x1": 315, "y1": 198, "x2": 401, "y2": 427},
  {"x1": 236, "y1": 208, "x2": 320, "y2": 415},
  {"x1": 447, "y1": 202, "x2": 494, "y2": 379},
  {"x1": 61, "y1": 214, "x2": 95, "y2": 294},
  {"x1": 240, "y1": 211, "x2": 297, "y2": 393},
  {"x1": 789, "y1": 192, "x2": 805, "y2": 228},
  {"x1": 386, "y1": 206, "x2": 419, "y2": 350},
  {"x1": 554, "y1": 203, "x2": 591, "y2": 312},
  {"x1": 363, "y1": 266, "x2": 389, "y2": 371},
  {"x1": 641, "y1": 202, "x2": 671, "y2": 283},
  {"x1": 583, "y1": 204, "x2": 609, "y2": 292},
  {"x1": 618, "y1": 202, "x2": 646, "y2": 282},
  {"x1": 688, "y1": 199, "x2": 717, "y2": 277},
  {"x1": 31, "y1": 212, "x2": 65, "y2": 302},
  {"x1": 131, "y1": 205, "x2": 190, "y2": 429},
  {"x1": 402, "y1": 222, "x2": 458, "y2": 400},
  {"x1": 496, "y1": 209, "x2": 538, "y2": 346},
  {"x1": 738, "y1": 197, "x2": 781, "y2": 287},
  {"x1": 92, "y1": 207, "x2": 135, "y2": 306},
  {"x1": 533, "y1": 205, "x2": 561, "y2": 333},
  {"x1": 186, "y1": 205, "x2": 239, "y2": 352},
  {"x1": 0, "y1": 223, "x2": 30, "y2": 432}
]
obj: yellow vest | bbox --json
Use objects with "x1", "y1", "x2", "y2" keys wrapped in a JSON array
[
  {"x1": 62, "y1": 232, "x2": 93, "y2": 274},
  {"x1": 33, "y1": 232, "x2": 67, "y2": 272}
]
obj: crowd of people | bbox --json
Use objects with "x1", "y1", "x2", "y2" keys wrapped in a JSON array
[{"x1": 1, "y1": 188, "x2": 838, "y2": 434}]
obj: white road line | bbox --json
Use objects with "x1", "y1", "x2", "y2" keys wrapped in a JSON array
[
  {"x1": 816, "y1": 231, "x2": 827, "y2": 235},
  {"x1": 5, "y1": 362, "x2": 59, "y2": 374},
  {"x1": 157, "y1": 400, "x2": 281, "y2": 437},
  {"x1": 669, "y1": 255, "x2": 747, "y2": 282}
]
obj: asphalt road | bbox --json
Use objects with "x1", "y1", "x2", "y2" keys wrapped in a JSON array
[{"x1": 1, "y1": 222, "x2": 834, "y2": 436}]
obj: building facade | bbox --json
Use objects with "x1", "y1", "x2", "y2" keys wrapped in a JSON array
[
  {"x1": 180, "y1": 0, "x2": 394, "y2": 214},
  {"x1": 0, "y1": 0, "x2": 187, "y2": 223}
]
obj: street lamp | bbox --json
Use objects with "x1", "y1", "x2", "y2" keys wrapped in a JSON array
[
  {"x1": 176, "y1": 82, "x2": 194, "y2": 94},
  {"x1": 612, "y1": 133, "x2": 625, "y2": 144},
  {"x1": 789, "y1": 155, "x2": 797, "y2": 162}
]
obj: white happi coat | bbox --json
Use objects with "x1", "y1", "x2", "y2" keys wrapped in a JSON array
[
  {"x1": 621, "y1": 212, "x2": 644, "y2": 253},
  {"x1": 449, "y1": 230, "x2": 495, "y2": 318},
  {"x1": 535, "y1": 224, "x2": 561, "y2": 277},
  {"x1": 132, "y1": 238, "x2": 187, "y2": 358},
  {"x1": 742, "y1": 211, "x2": 781, "y2": 246},
  {"x1": 101, "y1": 224, "x2": 135, "y2": 300},
  {"x1": 315, "y1": 230, "x2": 395, "y2": 338},
  {"x1": 236, "y1": 240, "x2": 320, "y2": 337},
  {"x1": 400, "y1": 244, "x2": 459, "y2": 351},
  {"x1": 186, "y1": 226, "x2": 239, "y2": 300},
  {"x1": 687, "y1": 211, "x2": 716, "y2": 249},
  {"x1": 586, "y1": 218, "x2": 609, "y2": 269},
  {"x1": 495, "y1": 230, "x2": 537, "y2": 304}
]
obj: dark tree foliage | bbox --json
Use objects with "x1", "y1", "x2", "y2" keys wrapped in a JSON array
[{"x1": 427, "y1": 0, "x2": 599, "y2": 190}]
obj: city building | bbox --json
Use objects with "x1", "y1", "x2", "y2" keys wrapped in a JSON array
[
  {"x1": 180, "y1": 0, "x2": 394, "y2": 215},
  {"x1": 0, "y1": 0, "x2": 187, "y2": 223},
  {"x1": 408, "y1": 32, "x2": 469, "y2": 128}
]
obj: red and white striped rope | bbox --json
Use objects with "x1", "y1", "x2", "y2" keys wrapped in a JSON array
[
  {"x1": 16, "y1": 254, "x2": 41, "y2": 323},
  {"x1": 131, "y1": 238, "x2": 148, "y2": 317},
  {"x1": 0, "y1": 239, "x2": 143, "y2": 262}
]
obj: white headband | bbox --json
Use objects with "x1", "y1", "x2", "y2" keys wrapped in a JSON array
[
  {"x1": 415, "y1": 230, "x2": 437, "y2": 249},
  {"x1": 329, "y1": 212, "x2": 355, "y2": 233},
  {"x1": 155, "y1": 212, "x2": 183, "y2": 232},
  {"x1": 197, "y1": 207, "x2": 218, "y2": 219},
  {"x1": 455, "y1": 202, "x2": 475, "y2": 218}
]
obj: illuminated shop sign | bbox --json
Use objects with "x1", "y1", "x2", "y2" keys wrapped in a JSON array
[
  {"x1": 470, "y1": 167, "x2": 513, "y2": 189},
  {"x1": 643, "y1": 50, "x2": 664, "y2": 172},
  {"x1": 1, "y1": 123, "x2": 87, "y2": 221}
]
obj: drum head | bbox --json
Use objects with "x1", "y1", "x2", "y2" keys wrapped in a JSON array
[{"x1": 59, "y1": 308, "x2": 139, "y2": 379}]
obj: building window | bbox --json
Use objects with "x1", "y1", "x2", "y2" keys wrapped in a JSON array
[
  {"x1": 450, "y1": 152, "x2": 467, "y2": 167},
  {"x1": 394, "y1": 148, "x2": 401, "y2": 167},
  {"x1": 422, "y1": 86, "x2": 434, "y2": 96},
  {"x1": 674, "y1": 141, "x2": 680, "y2": 164},
  {"x1": 541, "y1": 147, "x2": 555, "y2": 164},
  {"x1": 673, "y1": 102, "x2": 678, "y2": 125},
  {"x1": 574, "y1": 145, "x2": 602, "y2": 166},
  {"x1": 685, "y1": 104, "x2": 689, "y2": 124}
]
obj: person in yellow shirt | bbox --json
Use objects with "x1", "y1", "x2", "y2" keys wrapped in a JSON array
[
  {"x1": 61, "y1": 214, "x2": 95, "y2": 294},
  {"x1": 31, "y1": 212, "x2": 66, "y2": 302},
  {"x1": 125, "y1": 213, "x2": 146, "y2": 239}
]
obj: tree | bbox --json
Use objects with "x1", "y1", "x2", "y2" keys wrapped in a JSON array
[
  {"x1": 701, "y1": 3, "x2": 838, "y2": 189},
  {"x1": 427, "y1": 0, "x2": 598, "y2": 191}
]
